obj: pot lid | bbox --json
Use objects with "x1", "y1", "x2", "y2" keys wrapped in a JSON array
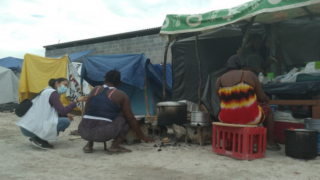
[{"x1": 157, "y1": 101, "x2": 187, "y2": 107}]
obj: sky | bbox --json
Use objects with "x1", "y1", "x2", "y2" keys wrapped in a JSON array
[{"x1": 0, "y1": 0, "x2": 252, "y2": 59}]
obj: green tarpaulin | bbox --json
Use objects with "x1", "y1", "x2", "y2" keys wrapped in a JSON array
[{"x1": 159, "y1": 0, "x2": 320, "y2": 42}]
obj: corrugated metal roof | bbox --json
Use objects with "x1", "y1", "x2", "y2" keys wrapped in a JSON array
[{"x1": 44, "y1": 27, "x2": 161, "y2": 50}]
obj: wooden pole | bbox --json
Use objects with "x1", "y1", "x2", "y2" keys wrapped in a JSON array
[
  {"x1": 273, "y1": 24, "x2": 282, "y2": 75},
  {"x1": 144, "y1": 69, "x2": 150, "y2": 116},
  {"x1": 195, "y1": 32, "x2": 202, "y2": 106},
  {"x1": 81, "y1": 84, "x2": 84, "y2": 117},
  {"x1": 238, "y1": 16, "x2": 256, "y2": 55},
  {"x1": 162, "y1": 36, "x2": 170, "y2": 101}
]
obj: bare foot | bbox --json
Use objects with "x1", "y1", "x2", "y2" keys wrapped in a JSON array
[
  {"x1": 83, "y1": 142, "x2": 93, "y2": 153},
  {"x1": 106, "y1": 147, "x2": 132, "y2": 154}
]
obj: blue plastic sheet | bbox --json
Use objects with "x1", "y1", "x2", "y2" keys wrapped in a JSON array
[
  {"x1": 153, "y1": 63, "x2": 172, "y2": 90},
  {"x1": 80, "y1": 53, "x2": 173, "y2": 115},
  {"x1": 81, "y1": 54, "x2": 171, "y2": 91},
  {"x1": 0, "y1": 57, "x2": 23, "y2": 72},
  {"x1": 81, "y1": 54, "x2": 147, "y2": 89},
  {"x1": 50, "y1": 49, "x2": 95, "y2": 62}
]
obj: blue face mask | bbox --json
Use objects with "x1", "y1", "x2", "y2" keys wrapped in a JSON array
[{"x1": 57, "y1": 85, "x2": 68, "y2": 94}]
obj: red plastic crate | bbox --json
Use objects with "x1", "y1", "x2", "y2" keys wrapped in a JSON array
[{"x1": 212, "y1": 125, "x2": 267, "y2": 160}]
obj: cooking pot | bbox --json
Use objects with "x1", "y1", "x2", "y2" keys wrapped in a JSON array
[
  {"x1": 285, "y1": 129, "x2": 318, "y2": 159},
  {"x1": 156, "y1": 101, "x2": 187, "y2": 126},
  {"x1": 190, "y1": 111, "x2": 210, "y2": 127}
]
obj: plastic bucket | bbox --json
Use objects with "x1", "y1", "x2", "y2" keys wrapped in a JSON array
[{"x1": 304, "y1": 118, "x2": 320, "y2": 155}]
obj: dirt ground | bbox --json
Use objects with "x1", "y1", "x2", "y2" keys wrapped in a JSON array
[{"x1": 1, "y1": 112, "x2": 320, "y2": 180}]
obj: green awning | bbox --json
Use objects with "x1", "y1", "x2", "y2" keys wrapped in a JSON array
[{"x1": 159, "y1": 0, "x2": 320, "y2": 42}]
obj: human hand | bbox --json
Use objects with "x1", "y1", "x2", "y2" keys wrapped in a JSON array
[
  {"x1": 142, "y1": 136, "x2": 155, "y2": 143},
  {"x1": 67, "y1": 113, "x2": 74, "y2": 121},
  {"x1": 77, "y1": 96, "x2": 87, "y2": 102}
]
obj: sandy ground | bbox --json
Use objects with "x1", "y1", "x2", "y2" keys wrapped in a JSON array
[{"x1": 1, "y1": 112, "x2": 320, "y2": 180}]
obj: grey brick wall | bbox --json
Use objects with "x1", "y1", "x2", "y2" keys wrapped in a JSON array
[{"x1": 45, "y1": 34, "x2": 171, "y2": 64}]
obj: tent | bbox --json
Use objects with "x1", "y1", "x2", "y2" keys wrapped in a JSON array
[
  {"x1": 19, "y1": 54, "x2": 90, "y2": 111},
  {"x1": 0, "y1": 57, "x2": 23, "y2": 72},
  {"x1": 159, "y1": 0, "x2": 320, "y2": 117},
  {"x1": 159, "y1": 0, "x2": 320, "y2": 41},
  {"x1": 81, "y1": 54, "x2": 172, "y2": 115},
  {"x1": 0, "y1": 66, "x2": 19, "y2": 111},
  {"x1": 171, "y1": 25, "x2": 267, "y2": 104},
  {"x1": 171, "y1": 18, "x2": 320, "y2": 118},
  {"x1": 50, "y1": 49, "x2": 95, "y2": 62}
]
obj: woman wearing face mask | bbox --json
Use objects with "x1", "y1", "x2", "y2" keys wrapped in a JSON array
[{"x1": 16, "y1": 78, "x2": 87, "y2": 150}]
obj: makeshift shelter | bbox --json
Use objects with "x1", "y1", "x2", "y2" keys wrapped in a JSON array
[
  {"x1": 50, "y1": 49, "x2": 95, "y2": 62},
  {"x1": 159, "y1": 0, "x2": 320, "y2": 117},
  {"x1": 171, "y1": 25, "x2": 268, "y2": 116},
  {"x1": 0, "y1": 66, "x2": 19, "y2": 112},
  {"x1": 160, "y1": 0, "x2": 320, "y2": 41},
  {"x1": 19, "y1": 54, "x2": 90, "y2": 111},
  {"x1": 153, "y1": 63, "x2": 173, "y2": 90},
  {"x1": 81, "y1": 54, "x2": 172, "y2": 115},
  {"x1": 0, "y1": 57, "x2": 23, "y2": 72}
]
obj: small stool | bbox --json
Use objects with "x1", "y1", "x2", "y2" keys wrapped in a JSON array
[
  {"x1": 212, "y1": 122, "x2": 267, "y2": 160},
  {"x1": 184, "y1": 124, "x2": 211, "y2": 146}
]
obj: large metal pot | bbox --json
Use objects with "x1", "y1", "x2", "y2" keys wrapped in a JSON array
[
  {"x1": 156, "y1": 101, "x2": 187, "y2": 126},
  {"x1": 190, "y1": 111, "x2": 210, "y2": 127}
]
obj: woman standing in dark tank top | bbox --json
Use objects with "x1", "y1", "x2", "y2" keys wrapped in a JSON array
[{"x1": 78, "y1": 70, "x2": 155, "y2": 153}]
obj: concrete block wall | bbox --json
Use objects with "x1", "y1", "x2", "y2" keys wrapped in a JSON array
[{"x1": 45, "y1": 34, "x2": 171, "y2": 64}]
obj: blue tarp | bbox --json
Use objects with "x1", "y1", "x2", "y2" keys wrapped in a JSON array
[
  {"x1": 81, "y1": 53, "x2": 172, "y2": 115},
  {"x1": 0, "y1": 57, "x2": 23, "y2": 72},
  {"x1": 81, "y1": 54, "x2": 171, "y2": 91},
  {"x1": 51, "y1": 49, "x2": 95, "y2": 62},
  {"x1": 153, "y1": 63, "x2": 172, "y2": 90}
]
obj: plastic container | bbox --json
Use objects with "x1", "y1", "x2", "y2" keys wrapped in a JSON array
[
  {"x1": 285, "y1": 129, "x2": 318, "y2": 159},
  {"x1": 274, "y1": 121, "x2": 304, "y2": 144},
  {"x1": 212, "y1": 125, "x2": 267, "y2": 160},
  {"x1": 304, "y1": 118, "x2": 320, "y2": 131},
  {"x1": 304, "y1": 118, "x2": 320, "y2": 155},
  {"x1": 258, "y1": 72, "x2": 264, "y2": 83},
  {"x1": 267, "y1": 73, "x2": 275, "y2": 82},
  {"x1": 269, "y1": 105, "x2": 278, "y2": 112}
]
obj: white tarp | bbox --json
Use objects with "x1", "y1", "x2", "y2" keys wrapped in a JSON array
[
  {"x1": 66, "y1": 61, "x2": 91, "y2": 109},
  {"x1": 0, "y1": 66, "x2": 19, "y2": 104},
  {"x1": 72, "y1": 62, "x2": 91, "y2": 94}
]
